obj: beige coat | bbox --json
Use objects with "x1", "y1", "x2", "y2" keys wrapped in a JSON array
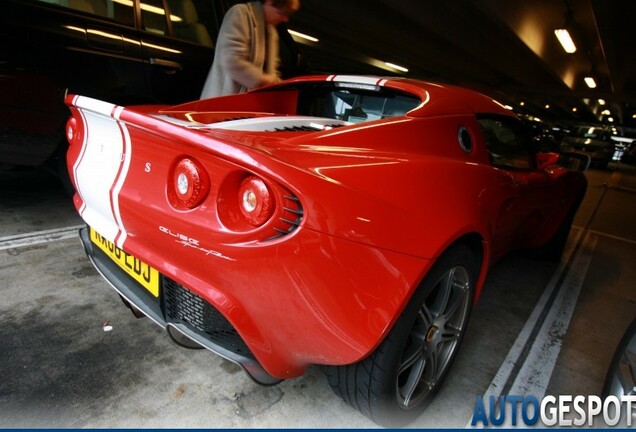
[{"x1": 200, "y1": 2, "x2": 280, "y2": 98}]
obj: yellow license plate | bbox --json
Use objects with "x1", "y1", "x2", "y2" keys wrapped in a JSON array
[{"x1": 90, "y1": 228, "x2": 160, "y2": 297}]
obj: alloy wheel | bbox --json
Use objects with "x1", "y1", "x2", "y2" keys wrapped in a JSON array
[{"x1": 395, "y1": 265, "x2": 472, "y2": 408}]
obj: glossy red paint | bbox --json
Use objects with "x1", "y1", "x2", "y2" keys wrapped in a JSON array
[{"x1": 65, "y1": 75, "x2": 587, "y2": 381}]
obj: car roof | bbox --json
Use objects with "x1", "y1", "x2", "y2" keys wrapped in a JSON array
[{"x1": 273, "y1": 74, "x2": 515, "y2": 118}]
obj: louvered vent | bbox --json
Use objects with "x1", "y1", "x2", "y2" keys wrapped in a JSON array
[
  {"x1": 267, "y1": 193, "x2": 303, "y2": 240},
  {"x1": 270, "y1": 123, "x2": 346, "y2": 132}
]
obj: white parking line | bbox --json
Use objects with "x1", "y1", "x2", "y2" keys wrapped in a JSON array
[
  {"x1": 589, "y1": 229, "x2": 636, "y2": 246},
  {"x1": 0, "y1": 225, "x2": 84, "y2": 251},
  {"x1": 506, "y1": 231, "x2": 596, "y2": 397},
  {"x1": 467, "y1": 227, "x2": 597, "y2": 427}
]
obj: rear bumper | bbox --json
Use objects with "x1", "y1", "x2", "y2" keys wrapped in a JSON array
[
  {"x1": 79, "y1": 227, "x2": 281, "y2": 385},
  {"x1": 80, "y1": 224, "x2": 430, "y2": 380}
]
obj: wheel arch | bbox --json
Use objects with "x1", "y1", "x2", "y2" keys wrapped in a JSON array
[
  {"x1": 325, "y1": 230, "x2": 489, "y2": 426},
  {"x1": 434, "y1": 231, "x2": 488, "y2": 301},
  {"x1": 384, "y1": 230, "x2": 488, "y2": 344}
]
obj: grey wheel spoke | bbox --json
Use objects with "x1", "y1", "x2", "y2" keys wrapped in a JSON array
[
  {"x1": 418, "y1": 304, "x2": 434, "y2": 327},
  {"x1": 442, "y1": 291, "x2": 463, "y2": 321},
  {"x1": 392, "y1": 250, "x2": 476, "y2": 415},
  {"x1": 440, "y1": 325, "x2": 462, "y2": 343},
  {"x1": 399, "y1": 351, "x2": 426, "y2": 407},
  {"x1": 423, "y1": 343, "x2": 439, "y2": 388},
  {"x1": 398, "y1": 344, "x2": 424, "y2": 376},
  {"x1": 398, "y1": 345, "x2": 426, "y2": 408},
  {"x1": 441, "y1": 284, "x2": 468, "y2": 323},
  {"x1": 432, "y1": 270, "x2": 453, "y2": 316}
]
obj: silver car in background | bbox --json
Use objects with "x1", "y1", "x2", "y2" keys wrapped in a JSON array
[{"x1": 560, "y1": 125, "x2": 616, "y2": 169}]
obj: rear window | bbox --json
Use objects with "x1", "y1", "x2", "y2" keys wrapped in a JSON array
[{"x1": 297, "y1": 83, "x2": 421, "y2": 123}]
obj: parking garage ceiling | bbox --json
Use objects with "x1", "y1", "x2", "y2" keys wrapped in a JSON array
[{"x1": 290, "y1": 0, "x2": 636, "y2": 129}]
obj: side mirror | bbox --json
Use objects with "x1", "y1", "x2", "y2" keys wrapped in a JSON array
[{"x1": 558, "y1": 152, "x2": 591, "y2": 172}]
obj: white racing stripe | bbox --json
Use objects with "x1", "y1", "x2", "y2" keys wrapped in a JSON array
[
  {"x1": 74, "y1": 95, "x2": 117, "y2": 117},
  {"x1": 72, "y1": 97, "x2": 131, "y2": 247},
  {"x1": 111, "y1": 120, "x2": 132, "y2": 249},
  {"x1": 326, "y1": 75, "x2": 388, "y2": 86},
  {"x1": 0, "y1": 225, "x2": 84, "y2": 251}
]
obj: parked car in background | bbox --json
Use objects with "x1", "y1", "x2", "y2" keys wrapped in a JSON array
[
  {"x1": 609, "y1": 127, "x2": 636, "y2": 165},
  {"x1": 518, "y1": 115, "x2": 570, "y2": 154},
  {"x1": 65, "y1": 74, "x2": 589, "y2": 426},
  {"x1": 0, "y1": 0, "x2": 303, "y2": 188},
  {"x1": 560, "y1": 125, "x2": 616, "y2": 169},
  {"x1": 621, "y1": 141, "x2": 636, "y2": 165}
]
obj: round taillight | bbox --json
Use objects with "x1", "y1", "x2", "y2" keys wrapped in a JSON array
[
  {"x1": 66, "y1": 122, "x2": 74, "y2": 141},
  {"x1": 238, "y1": 176, "x2": 274, "y2": 226},
  {"x1": 65, "y1": 116, "x2": 82, "y2": 146},
  {"x1": 171, "y1": 158, "x2": 209, "y2": 209}
]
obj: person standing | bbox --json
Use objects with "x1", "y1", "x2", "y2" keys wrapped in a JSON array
[{"x1": 200, "y1": 0, "x2": 300, "y2": 98}]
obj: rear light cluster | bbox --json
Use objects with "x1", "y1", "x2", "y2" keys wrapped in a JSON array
[
  {"x1": 169, "y1": 158, "x2": 210, "y2": 209},
  {"x1": 65, "y1": 111, "x2": 87, "y2": 196},
  {"x1": 238, "y1": 176, "x2": 274, "y2": 226},
  {"x1": 168, "y1": 157, "x2": 303, "y2": 240},
  {"x1": 66, "y1": 115, "x2": 84, "y2": 147}
]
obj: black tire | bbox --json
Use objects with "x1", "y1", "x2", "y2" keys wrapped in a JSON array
[{"x1": 326, "y1": 243, "x2": 478, "y2": 427}]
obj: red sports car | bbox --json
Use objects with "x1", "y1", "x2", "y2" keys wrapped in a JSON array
[{"x1": 65, "y1": 75, "x2": 587, "y2": 425}]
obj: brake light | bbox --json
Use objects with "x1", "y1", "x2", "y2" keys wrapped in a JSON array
[
  {"x1": 169, "y1": 158, "x2": 209, "y2": 209},
  {"x1": 238, "y1": 176, "x2": 274, "y2": 226},
  {"x1": 216, "y1": 171, "x2": 301, "y2": 238},
  {"x1": 65, "y1": 116, "x2": 83, "y2": 147}
]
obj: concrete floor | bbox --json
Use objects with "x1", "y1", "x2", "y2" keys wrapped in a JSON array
[{"x1": 1, "y1": 163, "x2": 635, "y2": 428}]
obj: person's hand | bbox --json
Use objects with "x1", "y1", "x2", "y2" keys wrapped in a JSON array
[{"x1": 260, "y1": 73, "x2": 280, "y2": 87}]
